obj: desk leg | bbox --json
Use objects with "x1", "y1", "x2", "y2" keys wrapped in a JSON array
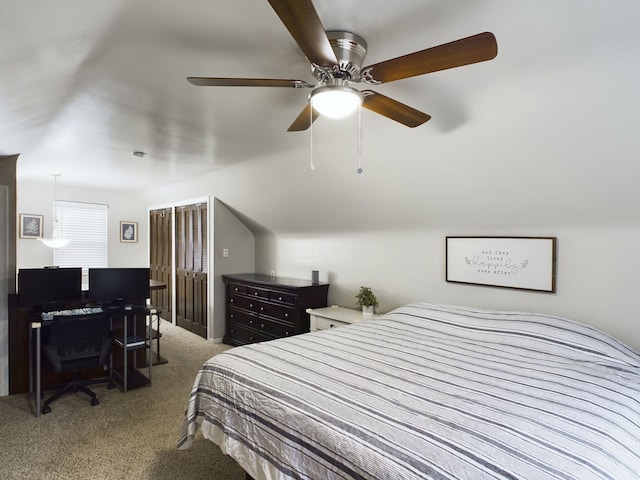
[
  {"x1": 29, "y1": 321, "x2": 42, "y2": 417},
  {"x1": 147, "y1": 312, "x2": 152, "y2": 386},
  {"x1": 154, "y1": 312, "x2": 161, "y2": 362},
  {"x1": 123, "y1": 315, "x2": 128, "y2": 393},
  {"x1": 155, "y1": 314, "x2": 160, "y2": 361},
  {"x1": 28, "y1": 324, "x2": 32, "y2": 400},
  {"x1": 36, "y1": 326, "x2": 41, "y2": 416},
  {"x1": 109, "y1": 316, "x2": 114, "y2": 388}
]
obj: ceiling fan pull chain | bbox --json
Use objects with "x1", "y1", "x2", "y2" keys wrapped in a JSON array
[
  {"x1": 309, "y1": 106, "x2": 316, "y2": 171},
  {"x1": 357, "y1": 104, "x2": 363, "y2": 174}
]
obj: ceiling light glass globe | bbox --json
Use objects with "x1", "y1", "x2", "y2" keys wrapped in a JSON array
[
  {"x1": 310, "y1": 86, "x2": 363, "y2": 119},
  {"x1": 38, "y1": 238, "x2": 70, "y2": 248}
]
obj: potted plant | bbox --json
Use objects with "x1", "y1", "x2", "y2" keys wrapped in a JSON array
[{"x1": 355, "y1": 286, "x2": 379, "y2": 317}]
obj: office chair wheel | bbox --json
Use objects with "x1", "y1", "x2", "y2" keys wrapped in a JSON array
[
  {"x1": 42, "y1": 405, "x2": 52, "y2": 414},
  {"x1": 91, "y1": 398, "x2": 100, "y2": 406}
]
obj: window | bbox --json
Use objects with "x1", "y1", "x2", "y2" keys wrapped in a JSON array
[{"x1": 53, "y1": 201, "x2": 108, "y2": 269}]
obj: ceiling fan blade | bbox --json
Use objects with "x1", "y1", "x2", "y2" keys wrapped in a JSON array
[
  {"x1": 361, "y1": 90, "x2": 431, "y2": 128},
  {"x1": 361, "y1": 32, "x2": 497, "y2": 84},
  {"x1": 287, "y1": 103, "x2": 320, "y2": 132},
  {"x1": 267, "y1": 0, "x2": 337, "y2": 67},
  {"x1": 187, "y1": 77, "x2": 311, "y2": 88}
]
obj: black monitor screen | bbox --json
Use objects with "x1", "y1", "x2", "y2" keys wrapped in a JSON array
[
  {"x1": 88, "y1": 268, "x2": 150, "y2": 304},
  {"x1": 18, "y1": 268, "x2": 83, "y2": 308}
]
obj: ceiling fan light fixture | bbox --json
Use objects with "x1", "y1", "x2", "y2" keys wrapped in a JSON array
[{"x1": 310, "y1": 85, "x2": 363, "y2": 119}]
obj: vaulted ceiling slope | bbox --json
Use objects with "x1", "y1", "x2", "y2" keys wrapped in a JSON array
[{"x1": 2, "y1": 1, "x2": 639, "y2": 231}]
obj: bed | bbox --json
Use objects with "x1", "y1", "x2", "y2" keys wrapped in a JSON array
[{"x1": 178, "y1": 303, "x2": 640, "y2": 479}]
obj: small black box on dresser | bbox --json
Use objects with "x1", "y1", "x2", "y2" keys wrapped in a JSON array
[{"x1": 222, "y1": 273, "x2": 329, "y2": 346}]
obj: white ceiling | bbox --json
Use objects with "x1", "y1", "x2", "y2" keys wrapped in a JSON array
[{"x1": 2, "y1": 0, "x2": 639, "y2": 230}]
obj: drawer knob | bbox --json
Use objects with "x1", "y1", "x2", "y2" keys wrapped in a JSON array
[
  {"x1": 285, "y1": 331, "x2": 290, "y2": 335},
  {"x1": 278, "y1": 296, "x2": 282, "y2": 301},
  {"x1": 230, "y1": 299, "x2": 234, "y2": 303},
  {"x1": 284, "y1": 313, "x2": 289, "y2": 318},
  {"x1": 330, "y1": 323, "x2": 335, "y2": 328},
  {"x1": 261, "y1": 323, "x2": 265, "y2": 328},
  {"x1": 249, "y1": 320, "x2": 253, "y2": 325},
  {"x1": 230, "y1": 314, "x2": 234, "y2": 319},
  {"x1": 235, "y1": 287, "x2": 238, "y2": 291},
  {"x1": 250, "y1": 303, "x2": 253, "y2": 308},
  {"x1": 254, "y1": 292, "x2": 258, "y2": 296},
  {"x1": 260, "y1": 307, "x2": 264, "y2": 311}
]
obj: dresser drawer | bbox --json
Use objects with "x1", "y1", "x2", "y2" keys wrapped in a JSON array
[
  {"x1": 258, "y1": 318, "x2": 295, "y2": 338},
  {"x1": 229, "y1": 308, "x2": 257, "y2": 329},
  {"x1": 228, "y1": 323, "x2": 258, "y2": 344},
  {"x1": 246, "y1": 286, "x2": 269, "y2": 299},
  {"x1": 316, "y1": 317, "x2": 351, "y2": 330},
  {"x1": 228, "y1": 283, "x2": 247, "y2": 295},
  {"x1": 269, "y1": 291, "x2": 297, "y2": 305},
  {"x1": 259, "y1": 302, "x2": 294, "y2": 324},
  {"x1": 229, "y1": 294, "x2": 258, "y2": 312}
]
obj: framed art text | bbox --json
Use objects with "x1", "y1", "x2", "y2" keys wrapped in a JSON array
[{"x1": 446, "y1": 236, "x2": 556, "y2": 293}]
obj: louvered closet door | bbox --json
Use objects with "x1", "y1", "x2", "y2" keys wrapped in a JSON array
[
  {"x1": 149, "y1": 208, "x2": 173, "y2": 321},
  {"x1": 175, "y1": 203, "x2": 208, "y2": 338}
]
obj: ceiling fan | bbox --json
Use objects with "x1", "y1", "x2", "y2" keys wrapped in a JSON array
[{"x1": 188, "y1": 0, "x2": 498, "y2": 132}]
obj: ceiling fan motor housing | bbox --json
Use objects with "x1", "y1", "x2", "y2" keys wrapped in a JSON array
[{"x1": 317, "y1": 31, "x2": 368, "y2": 81}]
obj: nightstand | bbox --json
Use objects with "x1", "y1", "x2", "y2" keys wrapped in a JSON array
[{"x1": 307, "y1": 306, "x2": 378, "y2": 331}]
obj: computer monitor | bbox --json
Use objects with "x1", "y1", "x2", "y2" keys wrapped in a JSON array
[
  {"x1": 18, "y1": 268, "x2": 83, "y2": 308},
  {"x1": 88, "y1": 268, "x2": 150, "y2": 305}
]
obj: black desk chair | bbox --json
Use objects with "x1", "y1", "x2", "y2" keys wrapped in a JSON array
[{"x1": 41, "y1": 313, "x2": 113, "y2": 414}]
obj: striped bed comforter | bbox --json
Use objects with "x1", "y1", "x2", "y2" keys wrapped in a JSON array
[{"x1": 178, "y1": 303, "x2": 640, "y2": 479}]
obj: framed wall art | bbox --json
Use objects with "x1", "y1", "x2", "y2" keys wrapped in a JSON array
[
  {"x1": 19, "y1": 214, "x2": 43, "y2": 239},
  {"x1": 446, "y1": 236, "x2": 557, "y2": 293},
  {"x1": 120, "y1": 221, "x2": 138, "y2": 243}
]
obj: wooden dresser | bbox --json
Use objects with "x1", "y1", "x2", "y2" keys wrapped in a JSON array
[{"x1": 222, "y1": 273, "x2": 329, "y2": 346}]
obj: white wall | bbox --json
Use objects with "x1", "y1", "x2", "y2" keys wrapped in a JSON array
[
  {"x1": 212, "y1": 199, "x2": 255, "y2": 340},
  {"x1": 17, "y1": 180, "x2": 148, "y2": 271},
  {"x1": 136, "y1": 155, "x2": 640, "y2": 351},
  {"x1": 264, "y1": 227, "x2": 640, "y2": 350}
]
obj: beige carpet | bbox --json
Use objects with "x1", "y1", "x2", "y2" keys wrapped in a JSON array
[{"x1": 0, "y1": 319, "x2": 246, "y2": 480}]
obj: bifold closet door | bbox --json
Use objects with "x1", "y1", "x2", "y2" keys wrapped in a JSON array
[
  {"x1": 149, "y1": 208, "x2": 173, "y2": 321},
  {"x1": 175, "y1": 203, "x2": 208, "y2": 338}
]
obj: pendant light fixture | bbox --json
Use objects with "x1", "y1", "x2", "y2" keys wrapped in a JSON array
[{"x1": 38, "y1": 174, "x2": 70, "y2": 249}]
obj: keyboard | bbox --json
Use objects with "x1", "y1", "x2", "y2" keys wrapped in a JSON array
[{"x1": 41, "y1": 307, "x2": 103, "y2": 320}]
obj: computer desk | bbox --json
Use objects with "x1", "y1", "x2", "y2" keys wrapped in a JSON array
[{"x1": 29, "y1": 306, "x2": 154, "y2": 417}]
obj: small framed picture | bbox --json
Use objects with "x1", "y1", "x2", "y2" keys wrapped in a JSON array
[
  {"x1": 120, "y1": 221, "x2": 138, "y2": 243},
  {"x1": 19, "y1": 214, "x2": 43, "y2": 239}
]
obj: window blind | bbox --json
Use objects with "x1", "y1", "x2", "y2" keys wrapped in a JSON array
[{"x1": 53, "y1": 201, "x2": 108, "y2": 269}]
